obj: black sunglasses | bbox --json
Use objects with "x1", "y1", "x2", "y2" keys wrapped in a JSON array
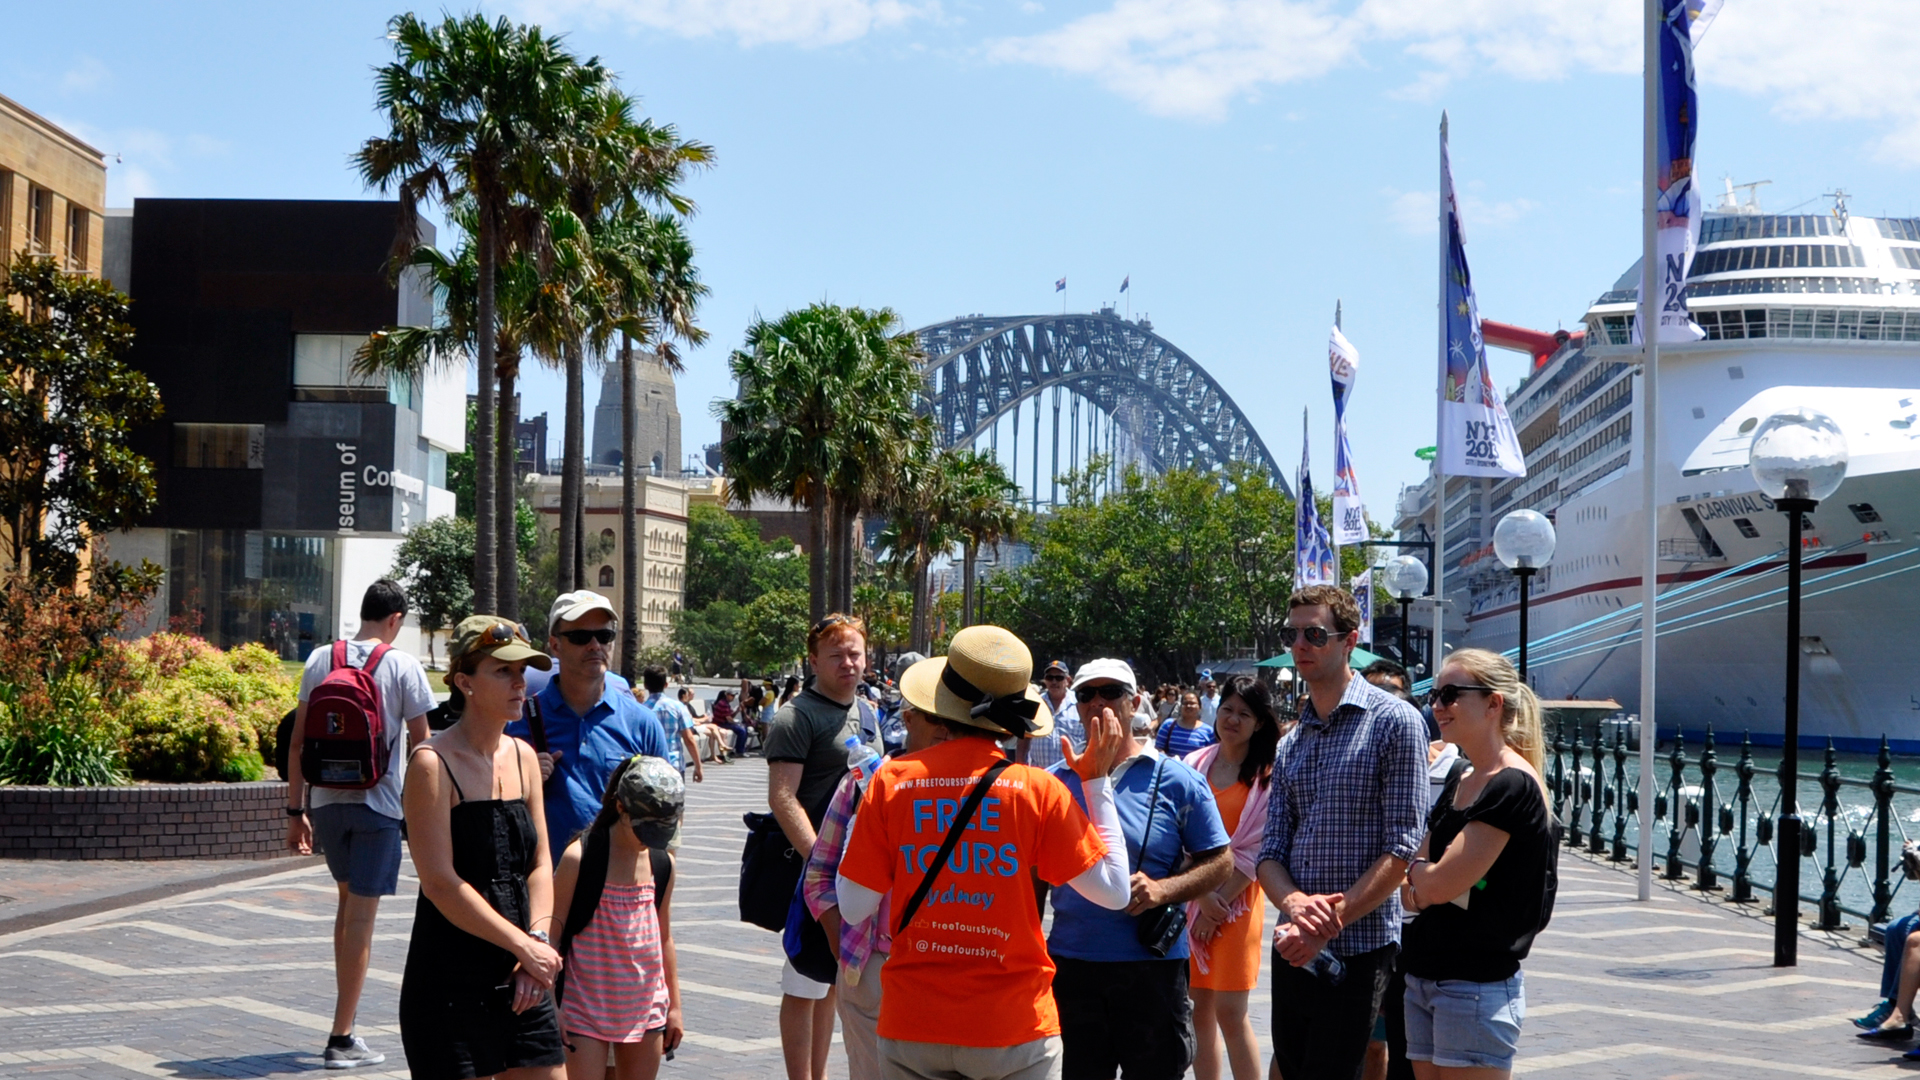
[
  {"x1": 1433, "y1": 684, "x2": 1497, "y2": 706},
  {"x1": 558, "y1": 628, "x2": 616, "y2": 646},
  {"x1": 1074, "y1": 683, "x2": 1132, "y2": 703},
  {"x1": 1277, "y1": 626, "x2": 1342, "y2": 649}
]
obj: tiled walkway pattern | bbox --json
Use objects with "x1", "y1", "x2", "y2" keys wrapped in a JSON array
[{"x1": 0, "y1": 758, "x2": 1898, "y2": 1077}]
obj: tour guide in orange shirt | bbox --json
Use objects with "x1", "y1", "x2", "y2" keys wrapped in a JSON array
[{"x1": 837, "y1": 626, "x2": 1133, "y2": 1080}]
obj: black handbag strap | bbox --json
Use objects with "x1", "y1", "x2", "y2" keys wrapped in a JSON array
[
  {"x1": 895, "y1": 757, "x2": 1011, "y2": 937},
  {"x1": 1131, "y1": 758, "x2": 1166, "y2": 875}
]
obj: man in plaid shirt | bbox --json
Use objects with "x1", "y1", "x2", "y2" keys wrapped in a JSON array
[
  {"x1": 802, "y1": 698, "x2": 951, "y2": 1080},
  {"x1": 1256, "y1": 585, "x2": 1428, "y2": 1080}
]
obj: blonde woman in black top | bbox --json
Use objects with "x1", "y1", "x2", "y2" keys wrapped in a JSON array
[{"x1": 1398, "y1": 648, "x2": 1553, "y2": 1080}]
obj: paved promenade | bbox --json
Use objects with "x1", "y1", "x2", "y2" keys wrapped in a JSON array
[{"x1": 0, "y1": 757, "x2": 1897, "y2": 1078}]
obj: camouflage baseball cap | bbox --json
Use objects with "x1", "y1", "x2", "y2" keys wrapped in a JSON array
[
  {"x1": 614, "y1": 755, "x2": 685, "y2": 849},
  {"x1": 444, "y1": 615, "x2": 552, "y2": 688}
]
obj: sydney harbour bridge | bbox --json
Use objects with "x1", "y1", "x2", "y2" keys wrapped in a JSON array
[{"x1": 913, "y1": 308, "x2": 1285, "y2": 509}]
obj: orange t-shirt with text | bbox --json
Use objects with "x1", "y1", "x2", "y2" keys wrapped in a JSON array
[{"x1": 838, "y1": 736, "x2": 1106, "y2": 1047}]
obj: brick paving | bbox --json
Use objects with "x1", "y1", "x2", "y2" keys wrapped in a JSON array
[{"x1": 0, "y1": 757, "x2": 1900, "y2": 1077}]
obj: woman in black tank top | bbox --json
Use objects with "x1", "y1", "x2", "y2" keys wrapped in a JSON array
[{"x1": 401, "y1": 617, "x2": 566, "y2": 1080}]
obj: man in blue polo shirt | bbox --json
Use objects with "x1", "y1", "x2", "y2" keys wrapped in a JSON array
[
  {"x1": 507, "y1": 590, "x2": 668, "y2": 853},
  {"x1": 1047, "y1": 657, "x2": 1232, "y2": 1080}
]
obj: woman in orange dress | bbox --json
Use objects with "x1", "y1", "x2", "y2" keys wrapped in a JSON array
[{"x1": 1182, "y1": 675, "x2": 1281, "y2": 1080}]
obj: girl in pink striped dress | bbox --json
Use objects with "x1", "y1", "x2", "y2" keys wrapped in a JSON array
[{"x1": 551, "y1": 755, "x2": 685, "y2": 1080}]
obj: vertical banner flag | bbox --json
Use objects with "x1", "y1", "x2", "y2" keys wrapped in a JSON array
[
  {"x1": 1351, "y1": 569, "x2": 1374, "y2": 646},
  {"x1": 1295, "y1": 410, "x2": 1337, "y2": 588},
  {"x1": 1329, "y1": 325, "x2": 1367, "y2": 545},
  {"x1": 1439, "y1": 129, "x2": 1528, "y2": 479},
  {"x1": 1635, "y1": 0, "x2": 1722, "y2": 343}
]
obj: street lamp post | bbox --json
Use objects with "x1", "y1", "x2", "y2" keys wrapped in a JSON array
[
  {"x1": 1748, "y1": 406, "x2": 1849, "y2": 969},
  {"x1": 1383, "y1": 555, "x2": 1430, "y2": 675},
  {"x1": 1493, "y1": 510, "x2": 1558, "y2": 680}
]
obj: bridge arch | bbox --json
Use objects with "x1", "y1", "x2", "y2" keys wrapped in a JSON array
[{"x1": 914, "y1": 311, "x2": 1287, "y2": 501}]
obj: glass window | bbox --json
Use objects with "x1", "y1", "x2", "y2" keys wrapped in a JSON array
[
  {"x1": 293, "y1": 334, "x2": 383, "y2": 389},
  {"x1": 169, "y1": 530, "x2": 335, "y2": 659},
  {"x1": 1732, "y1": 518, "x2": 1760, "y2": 539},
  {"x1": 173, "y1": 423, "x2": 266, "y2": 469},
  {"x1": 428, "y1": 447, "x2": 448, "y2": 490}
]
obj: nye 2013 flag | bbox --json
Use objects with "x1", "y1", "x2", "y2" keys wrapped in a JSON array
[
  {"x1": 1329, "y1": 324, "x2": 1367, "y2": 545},
  {"x1": 1438, "y1": 120, "x2": 1527, "y2": 479},
  {"x1": 1635, "y1": 0, "x2": 1722, "y2": 343},
  {"x1": 1295, "y1": 410, "x2": 1337, "y2": 588},
  {"x1": 1351, "y1": 569, "x2": 1374, "y2": 646}
]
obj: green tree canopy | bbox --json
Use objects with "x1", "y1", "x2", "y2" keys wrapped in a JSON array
[
  {"x1": 390, "y1": 515, "x2": 476, "y2": 669},
  {"x1": 735, "y1": 588, "x2": 810, "y2": 676},
  {"x1": 0, "y1": 256, "x2": 162, "y2": 586},
  {"x1": 684, "y1": 504, "x2": 805, "y2": 610}
]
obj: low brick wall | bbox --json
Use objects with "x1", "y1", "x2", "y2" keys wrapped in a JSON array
[{"x1": 0, "y1": 781, "x2": 293, "y2": 860}]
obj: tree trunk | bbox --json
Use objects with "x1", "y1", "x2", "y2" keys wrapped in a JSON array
[
  {"x1": 496, "y1": 357, "x2": 519, "y2": 627},
  {"x1": 807, "y1": 478, "x2": 827, "y2": 625},
  {"x1": 559, "y1": 335, "x2": 585, "y2": 594},
  {"x1": 620, "y1": 333, "x2": 640, "y2": 683},
  {"x1": 910, "y1": 552, "x2": 930, "y2": 654},
  {"x1": 824, "y1": 491, "x2": 843, "y2": 618},
  {"x1": 962, "y1": 540, "x2": 977, "y2": 627},
  {"x1": 836, "y1": 500, "x2": 857, "y2": 613},
  {"x1": 472, "y1": 202, "x2": 499, "y2": 615}
]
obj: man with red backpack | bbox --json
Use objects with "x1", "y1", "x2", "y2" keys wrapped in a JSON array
[{"x1": 285, "y1": 579, "x2": 436, "y2": 1070}]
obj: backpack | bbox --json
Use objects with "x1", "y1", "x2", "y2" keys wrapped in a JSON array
[{"x1": 300, "y1": 641, "x2": 392, "y2": 790}]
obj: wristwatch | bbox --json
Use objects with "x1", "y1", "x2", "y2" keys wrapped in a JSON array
[
  {"x1": 528, "y1": 929, "x2": 551, "y2": 945},
  {"x1": 286, "y1": 807, "x2": 306, "y2": 818}
]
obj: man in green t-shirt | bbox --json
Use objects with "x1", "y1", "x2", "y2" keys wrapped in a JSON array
[{"x1": 765, "y1": 613, "x2": 866, "y2": 1080}]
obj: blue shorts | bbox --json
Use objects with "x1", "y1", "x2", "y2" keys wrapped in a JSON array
[
  {"x1": 1403, "y1": 973, "x2": 1525, "y2": 1070},
  {"x1": 310, "y1": 802, "x2": 403, "y2": 897}
]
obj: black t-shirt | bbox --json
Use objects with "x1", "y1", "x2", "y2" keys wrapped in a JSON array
[
  {"x1": 763, "y1": 686, "x2": 860, "y2": 828},
  {"x1": 1402, "y1": 766, "x2": 1555, "y2": 983}
]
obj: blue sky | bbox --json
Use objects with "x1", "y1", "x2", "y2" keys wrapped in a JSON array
[{"x1": 11, "y1": 0, "x2": 1918, "y2": 511}]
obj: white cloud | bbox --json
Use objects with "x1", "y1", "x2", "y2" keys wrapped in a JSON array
[
  {"x1": 1385, "y1": 187, "x2": 1535, "y2": 236},
  {"x1": 987, "y1": 0, "x2": 1355, "y2": 120},
  {"x1": 523, "y1": 0, "x2": 933, "y2": 47},
  {"x1": 61, "y1": 56, "x2": 111, "y2": 94},
  {"x1": 988, "y1": 0, "x2": 1920, "y2": 164}
]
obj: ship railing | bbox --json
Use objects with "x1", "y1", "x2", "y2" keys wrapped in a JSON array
[{"x1": 1548, "y1": 719, "x2": 1913, "y2": 937}]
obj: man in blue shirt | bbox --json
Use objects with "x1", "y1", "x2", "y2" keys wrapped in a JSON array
[
  {"x1": 1048, "y1": 657, "x2": 1232, "y2": 1080},
  {"x1": 507, "y1": 590, "x2": 669, "y2": 854}
]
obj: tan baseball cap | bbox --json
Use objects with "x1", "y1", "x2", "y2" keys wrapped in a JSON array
[
  {"x1": 445, "y1": 616, "x2": 552, "y2": 688},
  {"x1": 548, "y1": 589, "x2": 618, "y2": 636}
]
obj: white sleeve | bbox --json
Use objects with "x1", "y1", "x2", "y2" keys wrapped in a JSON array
[
  {"x1": 1063, "y1": 776, "x2": 1131, "y2": 910},
  {"x1": 836, "y1": 873, "x2": 883, "y2": 924},
  {"x1": 402, "y1": 657, "x2": 436, "y2": 718},
  {"x1": 296, "y1": 650, "x2": 328, "y2": 703}
]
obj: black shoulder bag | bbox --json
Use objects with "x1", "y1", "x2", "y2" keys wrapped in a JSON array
[
  {"x1": 895, "y1": 758, "x2": 1012, "y2": 937},
  {"x1": 1133, "y1": 758, "x2": 1190, "y2": 958}
]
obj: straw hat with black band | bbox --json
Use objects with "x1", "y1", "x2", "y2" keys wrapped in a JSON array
[{"x1": 899, "y1": 625, "x2": 1055, "y2": 740}]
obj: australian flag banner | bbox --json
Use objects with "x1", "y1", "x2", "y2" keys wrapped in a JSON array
[
  {"x1": 1329, "y1": 325, "x2": 1367, "y2": 545},
  {"x1": 1295, "y1": 410, "x2": 1337, "y2": 588},
  {"x1": 1438, "y1": 126, "x2": 1526, "y2": 479},
  {"x1": 1351, "y1": 569, "x2": 1374, "y2": 646},
  {"x1": 1634, "y1": 0, "x2": 1721, "y2": 343}
]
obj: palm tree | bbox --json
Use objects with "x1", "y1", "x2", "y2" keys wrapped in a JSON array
[
  {"x1": 823, "y1": 326, "x2": 927, "y2": 614},
  {"x1": 943, "y1": 449, "x2": 1023, "y2": 628},
  {"x1": 875, "y1": 441, "x2": 973, "y2": 653},
  {"x1": 594, "y1": 208, "x2": 706, "y2": 680},
  {"x1": 718, "y1": 305, "x2": 924, "y2": 625},
  {"x1": 356, "y1": 12, "x2": 596, "y2": 615},
  {"x1": 544, "y1": 86, "x2": 712, "y2": 597}
]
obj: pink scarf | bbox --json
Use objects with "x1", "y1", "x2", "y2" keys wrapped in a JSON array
[{"x1": 1181, "y1": 743, "x2": 1271, "y2": 973}]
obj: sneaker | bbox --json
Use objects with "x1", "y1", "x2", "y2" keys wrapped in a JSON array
[
  {"x1": 323, "y1": 1035, "x2": 386, "y2": 1070},
  {"x1": 1856, "y1": 1000, "x2": 1896, "y2": 1030}
]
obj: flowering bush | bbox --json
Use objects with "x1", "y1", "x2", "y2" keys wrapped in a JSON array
[
  {"x1": 121, "y1": 635, "x2": 296, "y2": 783},
  {"x1": 0, "y1": 568, "x2": 155, "y2": 786}
]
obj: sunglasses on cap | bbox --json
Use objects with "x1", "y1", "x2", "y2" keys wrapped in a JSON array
[
  {"x1": 1277, "y1": 625, "x2": 1343, "y2": 649},
  {"x1": 1074, "y1": 683, "x2": 1132, "y2": 703},
  {"x1": 1433, "y1": 684, "x2": 1497, "y2": 706},
  {"x1": 557, "y1": 628, "x2": 616, "y2": 646}
]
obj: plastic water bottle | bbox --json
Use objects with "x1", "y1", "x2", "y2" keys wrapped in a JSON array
[
  {"x1": 845, "y1": 736, "x2": 884, "y2": 794},
  {"x1": 1307, "y1": 948, "x2": 1347, "y2": 986}
]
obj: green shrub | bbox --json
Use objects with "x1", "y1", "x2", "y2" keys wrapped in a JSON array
[
  {"x1": 0, "y1": 678, "x2": 127, "y2": 786},
  {"x1": 121, "y1": 634, "x2": 298, "y2": 782}
]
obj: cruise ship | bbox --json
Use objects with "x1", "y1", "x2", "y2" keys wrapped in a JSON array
[{"x1": 1394, "y1": 189, "x2": 1920, "y2": 752}]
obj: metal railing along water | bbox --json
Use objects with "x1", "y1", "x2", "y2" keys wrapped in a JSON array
[{"x1": 1548, "y1": 718, "x2": 1914, "y2": 933}]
